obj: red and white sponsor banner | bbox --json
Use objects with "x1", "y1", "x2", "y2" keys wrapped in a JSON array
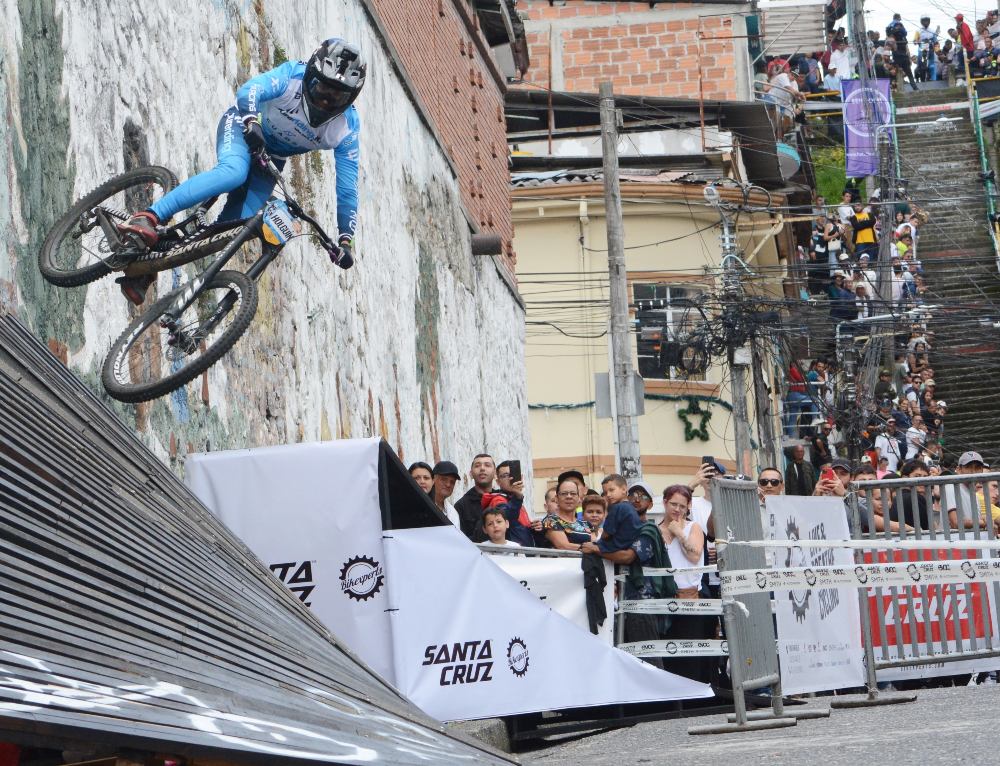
[{"x1": 863, "y1": 547, "x2": 1000, "y2": 681}]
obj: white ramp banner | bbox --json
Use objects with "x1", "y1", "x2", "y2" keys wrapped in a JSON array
[
  {"x1": 185, "y1": 438, "x2": 394, "y2": 683},
  {"x1": 766, "y1": 496, "x2": 865, "y2": 695},
  {"x1": 385, "y1": 526, "x2": 711, "y2": 722},
  {"x1": 486, "y1": 554, "x2": 615, "y2": 644}
]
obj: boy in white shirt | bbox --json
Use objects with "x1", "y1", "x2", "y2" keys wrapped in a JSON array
[{"x1": 482, "y1": 508, "x2": 521, "y2": 547}]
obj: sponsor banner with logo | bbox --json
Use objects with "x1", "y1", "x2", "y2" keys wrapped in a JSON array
[
  {"x1": 185, "y1": 438, "x2": 394, "y2": 683},
  {"x1": 485, "y1": 554, "x2": 615, "y2": 643},
  {"x1": 861, "y1": 548, "x2": 1000, "y2": 682},
  {"x1": 841, "y1": 78, "x2": 892, "y2": 177},
  {"x1": 385, "y1": 526, "x2": 711, "y2": 722},
  {"x1": 765, "y1": 497, "x2": 865, "y2": 695}
]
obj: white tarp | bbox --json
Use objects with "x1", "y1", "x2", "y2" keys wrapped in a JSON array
[
  {"x1": 487, "y1": 554, "x2": 615, "y2": 644},
  {"x1": 187, "y1": 438, "x2": 712, "y2": 722},
  {"x1": 385, "y1": 526, "x2": 711, "y2": 721},
  {"x1": 766, "y1": 496, "x2": 866, "y2": 695},
  {"x1": 185, "y1": 438, "x2": 396, "y2": 684}
]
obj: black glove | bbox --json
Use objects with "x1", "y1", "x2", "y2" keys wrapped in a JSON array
[
  {"x1": 330, "y1": 235, "x2": 354, "y2": 270},
  {"x1": 242, "y1": 115, "x2": 266, "y2": 153}
]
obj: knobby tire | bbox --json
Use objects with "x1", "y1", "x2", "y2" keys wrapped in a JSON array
[
  {"x1": 101, "y1": 270, "x2": 258, "y2": 403},
  {"x1": 39, "y1": 166, "x2": 178, "y2": 287}
]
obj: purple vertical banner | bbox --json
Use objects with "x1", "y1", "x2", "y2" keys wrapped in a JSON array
[{"x1": 841, "y1": 79, "x2": 892, "y2": 177}]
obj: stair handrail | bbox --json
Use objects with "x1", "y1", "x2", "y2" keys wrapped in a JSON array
[{"x1": 969, "y1": 85, "x2": 1000, "y2": 275}]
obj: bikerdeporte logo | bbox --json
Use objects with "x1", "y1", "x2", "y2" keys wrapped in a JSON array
[
  {"x1": 339, "y1": 555, "x2": 384, "y2": 601},
  {"x1": 507, "y1": 637, "x2": 529, "y2": 677},
  {"x1": 423, "y1": 640, "x2": 494, "y2": 686}
]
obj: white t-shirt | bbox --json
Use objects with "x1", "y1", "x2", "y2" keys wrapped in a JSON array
[
  {"x1": 829, "y1": 48, "x2": 852, "y2": 76},
  {"x1": 769, "y1": 72, "x2": 795, "y2": 109},
  {"x1": 443, "y1": 500, "x2": 460, "y2": 527},
  {"x1": 875, "y1": 433, "x2": 903, "y2": 471},
  {"x1": 905, "y1": 427, "x2": 926, "y2": 459},
  {"x1": 837, "y1": 204, "x2": 854, "y2": 222},
  {"x1": 665, "y1": 520, "x2": 704, "y2": 590}
]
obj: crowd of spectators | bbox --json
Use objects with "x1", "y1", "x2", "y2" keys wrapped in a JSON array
[
  {"x1": 408, "y1": 454, "x2": 725, "y2": 683},
  {"x1": 756, "y1": 11, "x2": 1000, "y2": 140},
  {"x1": 797, "y1": 189, "x2": 928, "y2": 324}
]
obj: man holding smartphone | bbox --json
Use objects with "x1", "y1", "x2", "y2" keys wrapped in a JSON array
[{"x1": 497, "y1": 459, "x2": 543, "y2": 537}]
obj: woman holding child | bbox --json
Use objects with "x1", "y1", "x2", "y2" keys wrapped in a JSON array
[{"x1": 542, "y1": 478, "x2": 595, "y2": 550}]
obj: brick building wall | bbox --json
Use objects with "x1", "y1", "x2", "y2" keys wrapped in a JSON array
[
  {"x1": 517, "y1": 1, "x2": 747, "y2": 101},
  {"x1": 364, "y1": 0, "x2": 516, "y2": 264}
]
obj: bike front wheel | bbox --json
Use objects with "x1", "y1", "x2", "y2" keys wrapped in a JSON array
[
  {"x1": 101, "y1": 270, "x2": 258, "y2": 403},
  {"x1": 39, "y1": 166, "x2": 178, "y2": 287}
]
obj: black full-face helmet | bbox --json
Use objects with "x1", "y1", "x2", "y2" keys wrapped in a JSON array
[{"x1": 302, "y1": 38, "x2": 367, "y2": 128}]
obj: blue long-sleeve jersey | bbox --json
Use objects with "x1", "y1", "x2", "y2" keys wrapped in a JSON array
[{"x1": 236, "y1": 61, "x2": 360, "y2": 238}]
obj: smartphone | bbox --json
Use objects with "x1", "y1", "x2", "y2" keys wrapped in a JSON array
[
  {"x1": 702, "y1": 456, "x2": 715, "y2": 472},
  {"x1": 821, "y1": 467, "x2": 836, "y2": 482},
  {"x1": 509, "y1": 459, "x2": 522, "y2": 483}
]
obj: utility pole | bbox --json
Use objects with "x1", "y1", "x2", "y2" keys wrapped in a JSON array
[
  {"x1": 875, "y1": 131, "x2": 897, "y2": 372},
  {"x1": 599, "y1": 81, "x2": 641, "y2": 481},
  {"x1": 751, "y1": 337, "x2": 779, "y2": 469},
  {"x1": 706, "y1": 185, "x2": 752, "y2": 477}
]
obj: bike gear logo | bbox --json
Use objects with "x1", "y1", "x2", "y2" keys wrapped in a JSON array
[
  {"x1": 506, "y1": 637, "x2": 530, "y2": 677},
  {"x1": 785, "y1": 518, "x2": 811, "y2": 621},
  {"x1": 339, "y1": 555, "x2": 384, "y2": 601}
]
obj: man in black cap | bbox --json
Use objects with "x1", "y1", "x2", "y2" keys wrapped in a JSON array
[{"x1": 430, "y1": 460, "x2": 461, "y2": 527}]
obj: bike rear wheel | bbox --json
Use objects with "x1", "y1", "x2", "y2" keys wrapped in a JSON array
[
  {"x1": 39, "y1": 166, "x2": 177, "y2": 287},
  {"x1": 101, "y1": 270, "x2": 258, "y2": 403}
]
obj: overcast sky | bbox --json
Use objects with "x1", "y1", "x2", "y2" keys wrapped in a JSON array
[{"x1": 863, "y1": 0, "x2": 997, "y2": 37}]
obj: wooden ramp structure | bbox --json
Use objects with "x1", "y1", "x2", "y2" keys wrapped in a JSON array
[{"x1": 0, "y1": 312, "x2": 511, "y2": 765}]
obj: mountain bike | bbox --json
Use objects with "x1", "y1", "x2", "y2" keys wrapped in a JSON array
[{"x1": 39, "y1": 153, "x2": 348, "y2": 403}]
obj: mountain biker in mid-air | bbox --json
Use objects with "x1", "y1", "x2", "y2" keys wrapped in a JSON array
[{"x1": 116, "y1": 37, "x2": 365, "y2": 305}]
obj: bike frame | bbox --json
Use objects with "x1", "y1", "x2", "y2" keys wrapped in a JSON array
[{"x1": 160, "y1": 155, "x2": 333, "y2": 327}]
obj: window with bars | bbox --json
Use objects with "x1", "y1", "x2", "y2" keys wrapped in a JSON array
[{"x1": 633, "y1": 282, "x2": 706, "y2": 381}]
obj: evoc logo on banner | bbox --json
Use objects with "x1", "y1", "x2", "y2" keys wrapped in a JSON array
[
  {"x1": 270, "y1": 561, "x2": 315, "y2": 607},
  {"x1": 423, "y1": 640, "x2": 494, "y2": 686},
  {"x1": 339, "y1": 555, "x2": 384, "y2": 601}
]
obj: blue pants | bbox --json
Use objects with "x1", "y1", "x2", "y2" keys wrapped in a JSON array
[
  {"x1": 783, "y1": 392, "x2": 814, "y2": 436},
  {"x1": 149, "y1": 108, "x2": 283, "y2": 224}
]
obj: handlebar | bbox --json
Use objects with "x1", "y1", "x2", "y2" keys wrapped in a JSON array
[{"x1": 254, "y1": 148, "x2": 339, "y2": 253}]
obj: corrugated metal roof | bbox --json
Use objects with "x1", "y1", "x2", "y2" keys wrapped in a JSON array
[
  {"x1": 510, "y1": 167, "x2": 725, "y2": 189},
  {"x1": 758, "y1": 0, "x2": 828, "y2": 57},
  {"x1": 0, "y1": 312, "x2": 512, "y2": 764}
]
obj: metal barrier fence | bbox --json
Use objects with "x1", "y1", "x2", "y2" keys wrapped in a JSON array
[
  {"x1": 609, "y1": 477, "x2": 795, "y2": 733},
  {"x1": 687, "y1": 477, "x2": 795, "y2": 734},
  {"x1": 844, "y1": 472, "x2": 1000, "y2": 705}
]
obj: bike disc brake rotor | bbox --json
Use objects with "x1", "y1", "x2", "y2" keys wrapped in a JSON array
[{"x1": 122, "y1": 285, "x2": 243, "y2": 385}]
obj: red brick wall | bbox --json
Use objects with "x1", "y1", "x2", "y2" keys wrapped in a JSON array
[
  {"x1": 517, "y1": 1, "x2": 740, "y2": 101},
  {"x1": 365, "y1": 0, "x2": 515, "y2": 265}
]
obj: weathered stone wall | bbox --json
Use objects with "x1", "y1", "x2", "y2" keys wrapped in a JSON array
[{"x1": 0, "y1": 0, "x2": 529, "y2": 482}]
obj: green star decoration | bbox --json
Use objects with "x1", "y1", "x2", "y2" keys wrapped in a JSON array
[{"x1": 678, "y1": 397, "x2": 712, "y2": 442}]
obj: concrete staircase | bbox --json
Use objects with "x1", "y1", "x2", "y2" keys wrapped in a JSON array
[{"x1": 893, "y1": 87, "x2": 1000, "y2": 464}]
